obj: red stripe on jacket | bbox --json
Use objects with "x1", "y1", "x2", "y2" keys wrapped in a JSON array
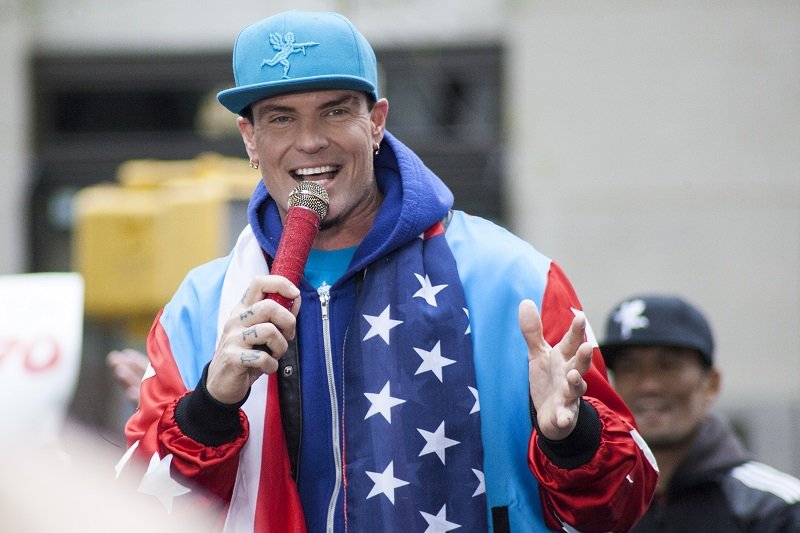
[
  {"x1": 126, "y1": 311, "x2": 306, "y2": 530},
  {"x1": 531, "y1": 263, "x2": 657, "y2": 531}
]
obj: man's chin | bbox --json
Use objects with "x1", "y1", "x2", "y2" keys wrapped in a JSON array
[
  {"x1": 635, "y1": 420, "x2": 674, "y2": 445},
  {"x1": 639, "y1": 429, "x2": 691, "y2": 450},
  {"x1": 643, "y1": 436, "x2": 677, "y2": 450},
  {"x1": 319, "y1": 217, "x2": 339, "y2": 232}
]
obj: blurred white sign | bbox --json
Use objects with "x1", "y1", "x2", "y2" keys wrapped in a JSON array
[{"x1": 0, "y1": 273, "x2": 84, "y2": 448}]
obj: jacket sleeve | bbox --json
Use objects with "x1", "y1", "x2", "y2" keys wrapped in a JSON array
[
  {"x1": 752, "y1": 499, "x2": 800, "y2": 532},
  {"x1": 528, "y1": 262, "x2": 658, "y2": 532},
  {"x1": 124, "y1": 310, "x2": 249, "y2": 505}
]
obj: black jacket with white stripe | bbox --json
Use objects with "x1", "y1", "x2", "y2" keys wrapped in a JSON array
[{"x1": 632, "y1": 414, "x2": 800, "y2": 532}]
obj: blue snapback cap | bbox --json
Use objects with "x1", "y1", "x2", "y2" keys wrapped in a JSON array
[{"x1": 217, "y1": 11, "x2": 379, "y2": 115}]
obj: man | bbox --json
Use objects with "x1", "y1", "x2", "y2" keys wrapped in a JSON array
[
  {"x1": 601, "y1": 294, "x2": 800, "y2": 532},
  {"x1": 117, "y1": 11, "x2": 657, "y2": 532}
]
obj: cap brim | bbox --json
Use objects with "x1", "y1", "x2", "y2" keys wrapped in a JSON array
[
  {"x1": 217, "y1": 75, "x2": 377, "y2": 115},
  {"x1": 598, "y1": 340, "x2": 711, "y2": 370}
]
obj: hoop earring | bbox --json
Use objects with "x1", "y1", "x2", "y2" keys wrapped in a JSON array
[{"x1": 249, "y1": 159, "x2": 259, "y2": 170}]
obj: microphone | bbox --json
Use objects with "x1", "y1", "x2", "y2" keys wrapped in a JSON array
[{"x1": 267, "y1": 181, "x2": 329, "y2": 310}]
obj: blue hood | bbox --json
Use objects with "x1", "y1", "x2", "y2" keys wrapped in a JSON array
[{"x1": 247, "y1": 131, "x2": 453, "y2": 281}]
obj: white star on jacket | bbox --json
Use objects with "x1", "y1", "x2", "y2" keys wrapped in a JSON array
[
  {"x1": 114, "y1": 439, "x2": 139, "y2": 479},
  {"x1": 414, "y1": 341, "x2": 456, "y2": 382},
  {"x1": 364, "y1": 380, "x2": 406, "y2": 423},
  {"x1": 365, "y1": 461, "x2": 410, "y2": 504},
  {"x1": 137, "y1": 452, "x2": 191, "y2": 512},
  {"x1": 420, "y1": 504, "x2": 461, "y2": 532},
  {"x1": 413, "y1": 273, "x2": 447, "y2": 306},
  {"x1": 468, "y1": 386, "x2": 480, "y2": 415},
  {"x1": 142, "y1": 362, "x2": 156, "y2": 382},
  {"x1": 472, "y1": 468, "x2": 486, "y2": 496},
  {"x1": 418, "y1": 421, "x2": 460, "y2": 465},
  {"x1": 363, "y1": 304, "x2": 404, "y2": 344}
]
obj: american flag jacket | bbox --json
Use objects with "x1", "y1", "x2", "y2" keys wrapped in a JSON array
[{"x1": 119, "y1": 132, "x2": 658, "y2": 532}]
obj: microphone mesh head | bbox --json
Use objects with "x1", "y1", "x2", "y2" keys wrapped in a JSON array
[{"x1": 288, "y1": 181, "x2": 329, "y2": 221}]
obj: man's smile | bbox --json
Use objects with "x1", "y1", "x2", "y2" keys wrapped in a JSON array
[{"x1": 291, "y1": 165, "x2": 340, "y2": 181}]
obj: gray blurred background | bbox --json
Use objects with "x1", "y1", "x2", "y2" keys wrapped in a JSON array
[{"x1": 1, "y1": 0, "x2": 798, "y2": 475}]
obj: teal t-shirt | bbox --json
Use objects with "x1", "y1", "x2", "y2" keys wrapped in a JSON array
[{"x1": 304, "y1": 247, "x2": 357, "y2": 289}]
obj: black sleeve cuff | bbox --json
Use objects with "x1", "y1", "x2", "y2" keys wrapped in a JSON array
[
  {"x1": 532, "y1": 399, "x2": 602, "y2": 469},
  {"x1": 173, "y1": 362, "x2": 249, "y2": 446}
]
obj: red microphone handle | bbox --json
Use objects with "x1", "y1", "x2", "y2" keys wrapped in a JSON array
[{"x1": 267, "y1": 205, "x2": 321, "y2": 310}]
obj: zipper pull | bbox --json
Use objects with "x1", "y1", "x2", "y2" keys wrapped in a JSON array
[{"x1": 318, "y1": 282, "x2": 330, "y2": 319}]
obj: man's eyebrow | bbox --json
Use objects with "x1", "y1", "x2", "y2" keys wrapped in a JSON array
[
  {"x1": 255, "y1": 103, "x2": 295, "y2": 121},
  {"x1": 320, "y1": 94, "x2": 358, "y2": 109}
]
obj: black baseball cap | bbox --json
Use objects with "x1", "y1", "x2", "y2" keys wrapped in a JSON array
[{"x1": 600, "y1": 294, "x2": 714, "y2": 369}]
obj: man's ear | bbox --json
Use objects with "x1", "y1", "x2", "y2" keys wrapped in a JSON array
[
  {"x1": 704, "y1": 366, "x2": 722, "y2": 407},
  {"x1": 371, "y1": 98, "x2": 389, "y2": 144},
  {"x1": 237, "y1": 116, "x2": 257, "y2": 159}
]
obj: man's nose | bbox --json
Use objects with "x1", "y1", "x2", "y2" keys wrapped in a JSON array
[
  {"x1": 634, "y1": 368, "x2": 665, "y2": 392},
  {"x1": 294, "y1": 120, "x2": 329, "y2": 153}
]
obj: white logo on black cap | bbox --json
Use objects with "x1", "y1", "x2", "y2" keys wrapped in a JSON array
[
  {"x1": 261, "y1": 32, "x2": 320, "y2": 78},
  {"x1": 613, "y1": 299, "x2": 650, "y2": 339}
]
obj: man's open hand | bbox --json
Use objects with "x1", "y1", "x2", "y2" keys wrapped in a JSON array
[{"x1": 518, "y1": 299, "x2": 594, "y2": 441}]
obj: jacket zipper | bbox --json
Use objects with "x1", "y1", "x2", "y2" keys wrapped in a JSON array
[{"x1": 318, "y1": 282, "x2": 342, "y2": 533}]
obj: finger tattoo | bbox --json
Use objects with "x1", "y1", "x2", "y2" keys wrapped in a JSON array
[
  {"x1": 239, "y1": 308, "x2": 255, "y2": 322},
  {"x1": 242, "y1": 327, "x2": 258, "y2": 342},
  {"x1": 240, "y1": 288, "x2": 250, "y2": 304},
  {"x1": 240, "y1": 351, "x2": 260, "y2": 364}
]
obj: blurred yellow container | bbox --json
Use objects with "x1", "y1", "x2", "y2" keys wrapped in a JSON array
[{"x1": 73, "y1": 154, "x2": 258, "y2": 318}]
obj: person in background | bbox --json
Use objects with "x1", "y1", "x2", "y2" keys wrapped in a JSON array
[
  {"x1": 116, "y1": 10, "x2": 657, "y2": 532},
  {"x1": 106, "y1": 348, "x2": 149, "y2": 405},
  {"x1": 601, "y1": 293, "x2": 800, "y2": 532}
]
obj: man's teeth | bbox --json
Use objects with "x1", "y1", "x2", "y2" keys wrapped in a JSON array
[{"x1": 295, "y1": 166, "x2": 336, "y2": 176}]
